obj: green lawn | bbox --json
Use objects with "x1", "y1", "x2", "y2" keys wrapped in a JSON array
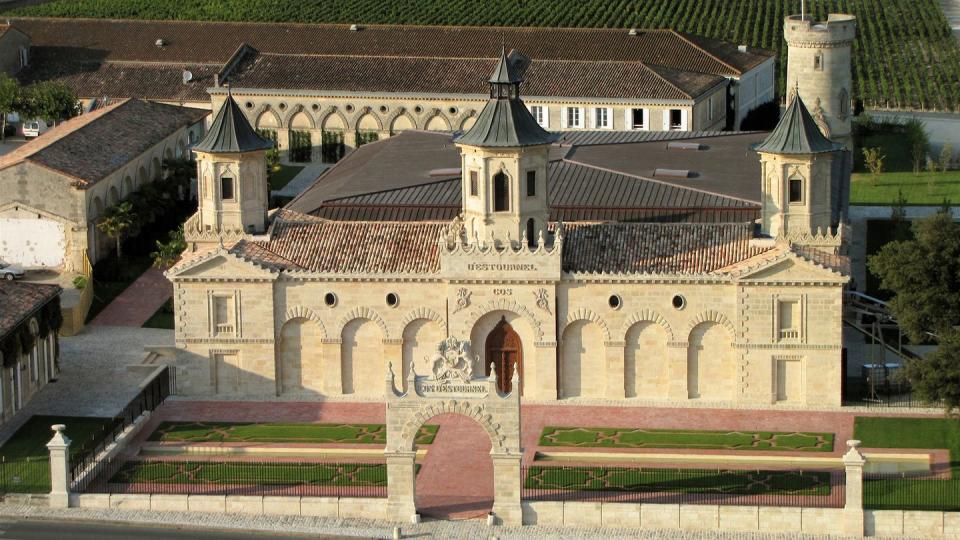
[
  {"x1": 268, "y1": 165, "x2": 304, "y2": 190},
  {"x1": 0, "y1": 415, "x2": 113, "y2": 493},
  {"x1": 524, "y1": 466, "x2": 832, "y2": 496},
  {"x1": 142, "y1": 298, "x2": 175, "y2": 329},
  {"x1": 110, "y1": 460, "x2": 389, "y2": 487},
  {"x1": 854, "y1": 416, "x2": 960, "y2": 511},
  {"x1": 539, "y1": 426, "x2": 834, "y2": 452},
  {"x1": 850, "y1": 171, "x2": 960, "y2": 205},
  {"x1": 148, "y1": 421, "x2": 439, "y2": 445}
]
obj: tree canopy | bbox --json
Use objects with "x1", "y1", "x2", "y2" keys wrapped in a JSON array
[{"x1": 869, "y1": 211, "x2": 960, "y2": 414}]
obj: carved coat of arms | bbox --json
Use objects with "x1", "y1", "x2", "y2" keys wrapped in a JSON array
[{"x1": 429, "y1": 337, "x2": 476, "y2": 384}]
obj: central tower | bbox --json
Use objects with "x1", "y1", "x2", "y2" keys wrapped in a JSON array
[{"x1": 453, "y1": 48, "x2": 559, "y2": 247}]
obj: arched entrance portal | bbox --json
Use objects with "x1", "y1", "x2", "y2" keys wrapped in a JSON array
[
  {"x1": 485, "y1": 317, "x2": 522, "y2": 394},
  {"x1": 414, "y1": 413, "x2": 493, "y2": 519},
  {"x1": 384, "y1": 337, "x2": 522, "y2": 525}
]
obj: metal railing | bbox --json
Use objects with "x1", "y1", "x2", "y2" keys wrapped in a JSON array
[
  {"x1": 521, "y1": 466, "x2": 845, "y2": 508},
  {"x1": 70, "y1": 366, "x2": 172, "y2": 491},
  {"x1": 0, "y1": 456, "x2": 53, "y2": 495},
  {"x1": 81, "y1": 456, "x2": 387, "y2": 498},
  {"x1": 864, "y1": 473, "x2": 960, "y2": 511}
]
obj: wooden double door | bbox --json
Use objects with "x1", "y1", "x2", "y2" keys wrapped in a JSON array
[{"x1": 485, "y1": 317, "x2": 522, "y2": 394}]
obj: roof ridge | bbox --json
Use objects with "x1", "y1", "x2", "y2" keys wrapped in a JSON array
[
  {"x1": 669, "y1": 30, "x2": 742, "y2": 75},
  {"x1": 560, "y1": 157, "x2": 760, "y2": 206},
  {"x1": 638, "y1": 62, "x2": 695, "y2": 100}
]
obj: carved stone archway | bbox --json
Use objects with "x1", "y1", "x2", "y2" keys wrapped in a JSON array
[{"x1": 384, "y1": 337, "x2": 521, "y2": 525}]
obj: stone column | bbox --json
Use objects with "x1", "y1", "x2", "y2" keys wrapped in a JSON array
[
  {"x1": 604, "y1": 341, "x2": 626, "y2": 399},
  {"x1": 46, "y1": 424, "x2": 71, "y2": 508},
  {"x1": 490, "y1": 453, "x2": 523, "y2": 526},
  {"x1": 385, "y1": 451, "x2": 418, "y2": 522},
  {"x1": 533, "y1": 341, "x2": 557, "y2": 400},
  {"x1": 842, "y1": 439, "x2": 866, "y2": 536}
]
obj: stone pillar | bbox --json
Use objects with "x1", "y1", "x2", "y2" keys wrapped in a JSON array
[
  {"x1": 604, "y1": 341, "x2": 626, "y2": 399},
  {"x1": 842, "y1": 439, "x2": 866, "y2": 536},
  {"x1": 321, "y1": 338, "x2": 343, "y2": 395},
  {"x1": 385, "y1": 451, "x2": 418, "y2": 522},
  {"x1": 490, "y1": 453, "x2": 522, "y2": 526},
  {"x1": 533, "y1": 341, "x2": 557, "y2": 400},
  {"x1": 666, "y1": 341, "x2": 689, "y2": 400},
  {"x1": 46, "y1": 424, "x2": 71, "y2": 508}
]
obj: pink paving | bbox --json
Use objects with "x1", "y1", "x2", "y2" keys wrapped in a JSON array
[
  {"x1": 90, "y1": 267, "x2": 172, "y2": 326},
  {"x1": 132, "y1": 400, "x2": 944, "y2": 519}
]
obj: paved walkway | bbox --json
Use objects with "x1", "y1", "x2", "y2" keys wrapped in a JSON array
[
  {"x1": 90, "y1": 268, "x2": 172, "y2": 327},
  {"x1": 415, "y1": 413, "x2": 493, "y2": 519},
  {"x1": 0, "y1": 326, "x2": 173, "y2": 446}
]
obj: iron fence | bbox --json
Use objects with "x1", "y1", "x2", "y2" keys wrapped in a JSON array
[
  {"x1": 70, "y1": 366, "x2": 172, "y2": 490},
  {"x1": 521, "y1": 466, "x2": 845, "y2": 508},
  {"x1": 864, "y1": 473, "x2": 960, "y2": 511},
  {"x1": 0, "y1": 456, "x2": 53, "y2": 495},
  {"x1": 842, "y1": 376, "x2": 933, "y2": 408},
  {"x1": 81, "y1": 455, "x2": 387, "y2": 498}
]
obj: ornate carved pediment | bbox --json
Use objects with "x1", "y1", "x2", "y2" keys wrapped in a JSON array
[{"x1": 428, "y1": 336, "x2": 477, "y2": 384}]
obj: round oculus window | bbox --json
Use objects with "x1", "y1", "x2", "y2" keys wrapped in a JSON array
[
  {"x1": 672, "y1": 295, "x2": 686, "y2": 310},
  {"x1": 345, "y1": 104, "x2": 355, "y2": 113},
  {"x1": 608, "y1": 295, "x2": 622, "y2": 310},
  {"x1": 386, "y1": 293, "x2": 399, "y2": 307},
  {"x1": 323, "y1": 293, "x2": 337, "y2": 307}
]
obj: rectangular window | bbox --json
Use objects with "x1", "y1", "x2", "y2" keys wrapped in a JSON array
[
  {"x1": 669, "y1": 109, "x2": 683, "y2": 130},
  {"x1": 778, "y1": 300, "x2": 800, "y2": 340},
  {"x1": 213, "y1": 295, "x2": 236, "y2": 336},
  {"x1": 469, "y1": 170, "x2": 479, "y2": 197},
  {"x1": 566, "y1": 107, "x2": 583, "y2": 128},
  {"x1": 631, "y1": 108, "x2": 647, "y2": 130},
  {"x1": 531, "y1": 105, "x2": 545, "y2": 127},
  {"x1": 526, "y1": 170, "x2": 536, "y2": 197},
  {"x1": 220, "y1": 177, "x2": 234, "y2": 200},
  {"x1": 789, "y1": 178, "x2": 803, "y2": 203},
  {"x1": 594, "y1": 108, "x2": 609, "y2": 129}
]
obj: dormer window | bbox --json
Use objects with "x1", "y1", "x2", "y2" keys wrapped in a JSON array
[
  {"x1": 220, "y1": 177, "x2": 235, "y2": 200},
  {"x1": 493, "y1": 172, "x2": 509, "y2": 212}
]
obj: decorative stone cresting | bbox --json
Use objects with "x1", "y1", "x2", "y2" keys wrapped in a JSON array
[{"x1": 622, "y1": 309, "x2": 674, "y2": 341}]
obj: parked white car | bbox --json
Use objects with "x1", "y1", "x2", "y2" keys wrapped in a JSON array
[
  {"x1": 0, "y1": 261, "x2": 25, "y2": 280},
  {"x1": 22, "y1": 120, "x2": 48, "y2": 138}
]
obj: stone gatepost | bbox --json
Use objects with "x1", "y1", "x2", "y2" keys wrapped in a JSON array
[
  {"x1": 46, "y1": 424, "x2": 72, "y2": 508},
  {"x1": 842, "y1": 439, "x2": 866, "y2": 536},
  {"x1": 385, "y1": 450, "x2": 418, "y2": 522}
]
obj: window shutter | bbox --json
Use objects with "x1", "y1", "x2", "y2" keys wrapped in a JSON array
[
  {"x1": 560, "y1": 106, "x2": 568, "y2": 129},
  {"x1": 662, "y1": 110, "x2": 671, "y2": 131},
  {"x1": 605, "y1": 108, "x2": 614, "y2": 129},
  {"x1": 680, "y1": 109, "x2": 689, "y2": 130},
  {"x1": 642, "y1": 109, "x2": 650, "y2": 130},
  {"x1": 588, "y1": 108, "x2": 596, "y2": 129},
  {"x1": 577, "y1": 107, "x2": 585, "y2": 128},
  {"x1": 542, "y1": 106, "x2": 550, "y2": 129},
  {"x1": 624, "y1": 109, "x2": 633, "y2": 130}
]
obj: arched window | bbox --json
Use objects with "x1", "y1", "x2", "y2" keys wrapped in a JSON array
[
  {"x1": 493, "y1": 172, "x2": 509, "y2": 212},
  {"x1": 526, "y1": 218, "x2": 536, "y2": 246}
]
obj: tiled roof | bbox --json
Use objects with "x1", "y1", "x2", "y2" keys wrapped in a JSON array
[
  {"x1": 234, "y1": 214, "x2": 446, "y2": 274},
  {"x1": 793, "y1": 245, "x2": 851, "y2": 275},
  {"x1": 562, "y1": 222, "x2": 771, "y2": 275},
  {"x1": 194, "y1": 95, "x2": 273, "y2": 153},
  {"x1": 227, "y1": 53, "x2": 723, "y2": 101},
  {"x1": 12, "y1": 19, "x2": 773, "y2": 75},
  {"x1": 0, "y1": 281, "x2": 60, "y2": 340},
  {"x1": 0, "y1": 99, "x2": 209, "y2": 186},
  {"x1": 753, "y1": 94, "x2": 845, "y2": 155}
]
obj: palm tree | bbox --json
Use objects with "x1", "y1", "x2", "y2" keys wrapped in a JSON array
[
  {"x1": 96, "y1": 201, "x2": 137, "y2": 261},
  {"x1": 151, "y1": 226, "x2": 187, "y2": 270}
]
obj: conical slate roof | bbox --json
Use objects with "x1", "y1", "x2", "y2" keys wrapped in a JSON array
[
  {"x1": 455, "y1": 48, "x2": 558, "y2": 148},
  {"x1": 752, "y1": 94, "x2": 844, "y2": 155},
  {"x1": 489, "y1": 47, "x2": 522, "y2": 84},
  {"x1": 193, "y1": 94, "x2": 274, "y2": 153}
]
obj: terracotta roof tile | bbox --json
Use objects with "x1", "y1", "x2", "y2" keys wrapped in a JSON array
[
  {"x1": 562, "y1": 222, "x2": 771, "y2": 275},
  {"x1": 235, "y1": 214, "x2": 446, "y2": 274},
  {"x1": 0, "y1": 281, "x2": 60, "y2": 339},
  {"x1": 0, "y1": 99, "x2": 209, "y2": 186}
]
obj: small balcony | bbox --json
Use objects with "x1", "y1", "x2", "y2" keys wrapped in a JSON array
[{"x1": 779, "y1": 328, "x2": 800, "y2": 341}]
